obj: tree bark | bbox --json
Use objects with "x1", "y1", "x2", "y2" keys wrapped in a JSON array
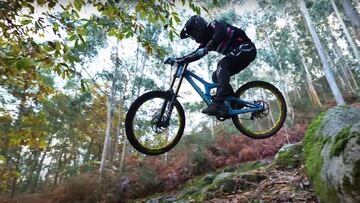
[
  {"x1": 10, "y1": 90, "x2": 28, "y2": 197},
  {"x1": 111, "y1": 103, "x2": 124, "y2": 164},
  {"x1": 298, "y1": 43, "x2": 322, "y2": 107},
  {"x1": 84, "y1": 136, "x2": 94, "y2": 163},
  {"x1": 264, "y1": 30, "x2": 294, "y2": 134},
  {"x1": 119, "y1": 127, "x2": 127, "y2": 174},
  {"x1": 298, "y1": 0, "x2": 345, "y2": 105},
  {"x1": 100, "y1": 41, "x2": 122, "y2": 177},
  {"x1": 111, "y1": 115, "x2": 120, "y2": 164},
  {"x1": 342, "y1": 0, "x2": 360, "y2": 29},
  {"x1": 99, "y1": 93, "x2": 113, "y2": 178},
  {"x1": 264, "y1": 31, "x2": 293, "y2": 108},
  {"x1": 26, "y1": 150, "x2": 41, "y2": 192},
  {"x1": 135, "y1": 56, "x2": 148, "y2": 98},
  {"x1": 285, "y1": 16, "x2": 322, "y2": 107},
  {"x1": 33, "y1": 149, "x2": 48, "y2": 192},
  {"x1": 53, "y1": 152, "x2": 63, "y2": 187},
  {"x1": 10, "y1": 152, "x2": 21, "y2": 197},
  {"x1": 330, "y1": 26, "x2": 359, "y2": 90},
  {"x1": 331, "y1": 0, "x2": 360, "y2": 66}
]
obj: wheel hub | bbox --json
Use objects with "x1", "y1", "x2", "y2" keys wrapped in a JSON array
[
  {"x1": 251, "y1": 100, "x2": 270, "y2": 119},
  {"x1": 151, "y1": 114, "x2": 169, "y2": 133}
]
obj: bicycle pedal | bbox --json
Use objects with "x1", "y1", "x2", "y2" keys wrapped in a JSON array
[
  {"x1": 216, "y1": 114, "x2": 230, "y2": 121},
  {"x1": 216, "y1": 111, "x2": 230, "y2": 121}
]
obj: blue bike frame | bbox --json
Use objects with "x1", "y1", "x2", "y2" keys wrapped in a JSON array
[{"x1": 173, "y1": 64, "x2": 264, "y2": 116}]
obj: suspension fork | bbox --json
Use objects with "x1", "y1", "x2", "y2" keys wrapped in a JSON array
[{"x1": 157, "y1": 63, "x2": 188, "y2": 126}]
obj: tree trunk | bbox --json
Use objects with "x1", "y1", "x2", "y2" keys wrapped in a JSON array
[
  {"x1": 298, "y1": 45, "x2": 322, "y2": 106},
  {"x1": 53, "y1": 152, "x2": 63, "y2": 187},
  {"x1": 295, "y1": 87, "x2": 301, "y2": 100},
  {"x1": 325, "y1": 25, "x2": 355, "y2": 92},
  {"x1": 264, "y1": 30, "x2": 294, "y2": 134},
  {"x1": 135, "y1": 56, "x2": 148, "y2": 98},
  {"x1": 33, "y1": 149, "x2": 48, "y2": 192},
  {"x1": 119, "y1": 127, "x2": 127, "y2": 174},
  {"x1": 298, "y1": 0, "x2": 345, "y2": 105},
  {"x1": 10, "y1": 91, "x2": 29, "y2": 197},
  {"x1": 342, "y1": 0, "x2": 360, "y2": 29},
  {"x1": 327, "y1": 43, "x2": 354, "y2": 94},
  {"x1": 264, "y1": 31, "x2": 293, "y2": 108},
  {"x1": 100, "y1": 41, "x2": 122, "y2": 177},
  {"x1": 99, "y1": 93, "x2": 113, "y2": 178},
  {"x1": 111, "y1": 113, "x2": 120, "y2": 164},
  {"x1": 10, "y1": 152, "x2": 21, "y2": 197},
  {"x1": 84, "y1": 136, "x2": 94, "y2": 163},
  {"x1": 111, "y1": 103, "x2": 124, "y2": 165},
  {"x1": 331, "y1": 0, "x2": 360, "y2": 66},
  {"x1": 26, "y1": 150, "x2": 41, "y2": 192},
  {"x1": 285, "y1": 16, "x2": 322, "y2": 107},
  {"x1": 331, "y1": 31, "x2": 359, "y2": 90}
]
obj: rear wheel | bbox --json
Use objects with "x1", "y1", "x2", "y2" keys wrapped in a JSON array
[
  {"x1": 125, "y1": 91, "x2": 185, "y2": 155},
  {"x1": 231, "y1": 81, "x2": 287, "y2": 139}
]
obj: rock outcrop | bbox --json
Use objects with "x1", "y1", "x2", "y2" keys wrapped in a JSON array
[{"x1": 304, "y1": 105, "x2": 360, "y2": 203}]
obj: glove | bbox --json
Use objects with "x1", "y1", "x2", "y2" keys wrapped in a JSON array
[{"x1": 164, "y1": 57, "x2": 176, "y2": 65}]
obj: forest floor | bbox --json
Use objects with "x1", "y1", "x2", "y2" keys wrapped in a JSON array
[
  {"x1": 140, "y1": 154, "x2": 318, "y2": 203},
  {"x1": 205, "y1": 165, "x2": 316, "y2": 203}
]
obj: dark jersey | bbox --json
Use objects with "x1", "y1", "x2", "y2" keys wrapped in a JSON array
[{"x1": 199, "y1": 20, "x2": 251, "y2": 55}]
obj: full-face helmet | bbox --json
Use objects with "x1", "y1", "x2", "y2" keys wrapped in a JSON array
[{"x1": 180, "y1": 15, "x2": 208, "y2": 43}]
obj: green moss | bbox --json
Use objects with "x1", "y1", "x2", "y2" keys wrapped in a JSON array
[
  {"x1": 178, "y1": 173, "x2": 236, "y2": 202},
  {"x1": 274, "y1": 143, "x2": 304, "y2": 169},
  {"x1": 233, "y1": 161, "x2": 267, "y2": 173},
  {"x1": 222, "y1": 165, "x2": 237, "y2": 173},
  {"x1": 304, "y1": 112, "x2": 340, "y2": 203},
  {"x1": 176, "y1": 161, "x2": 266, "y2": 202},
  {"x1": 330, "y1": 127, "x2": 351, "y2": 157},
  {"x1": 181, "y1": 173, "x2": 214, "y2": 189},
  {"x1": 175, "y1": 173, "x2": 214, "y2": 202},
  {"x1": 207, "y1": 174, "x2": 236, "y2": 194},
  {"x1": 177, "y1": 188, "x2": 204, "y2": 202},
  {"x1": 338, "y1": 105, "x2": 351, "y2": 110}
]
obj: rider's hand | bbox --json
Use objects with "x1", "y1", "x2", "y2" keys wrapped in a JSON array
[{"x1": 164, "y1": 57, "x2": 176, "y2": 65}]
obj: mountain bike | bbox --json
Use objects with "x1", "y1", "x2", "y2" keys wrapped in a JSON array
[{"x1": 125, "y1": 62, "x2": 287, "y2": 155}]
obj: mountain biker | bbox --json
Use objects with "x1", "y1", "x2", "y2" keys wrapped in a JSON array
[{"x1": 165, "y1": 15, "x2": 257, "y2": 117}]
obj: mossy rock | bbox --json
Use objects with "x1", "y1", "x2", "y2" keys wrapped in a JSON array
[
  {"x1": 273, "y1": 141, "x2": 304, "y2": 169},
  {"x1": 175, "y1": 160, "x2": 268, "y2": 202},
  {"x1": 304, "y1": 105, "x2": 360, "y2": 203}
]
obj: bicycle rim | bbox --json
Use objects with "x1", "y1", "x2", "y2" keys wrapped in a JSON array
[
  {"x1": 126, "y1": 91, "x2": 185, "y2": 155},
  {"x1": 232, "y1": 81, "x2": 286, "y2": 138}
]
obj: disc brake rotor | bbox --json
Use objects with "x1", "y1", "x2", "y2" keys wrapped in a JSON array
[
  {"x1": 252, "y1": 100, "x2": 270, "y2": 119},
  {"x1": 151, "y1": 114, "x2": 169, "y2": 133}
]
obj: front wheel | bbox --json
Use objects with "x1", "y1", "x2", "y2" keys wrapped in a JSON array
[
  {"x1": 125, "y1": 91, "x2": 185, "y2": 155},
  {"x1": 232, "y1": 81, "x2": 287, "y2": 139}
]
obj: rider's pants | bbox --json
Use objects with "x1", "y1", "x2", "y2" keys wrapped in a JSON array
[{"x1": 212, "y1": 42, "x2": 257, "y2": 104}]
